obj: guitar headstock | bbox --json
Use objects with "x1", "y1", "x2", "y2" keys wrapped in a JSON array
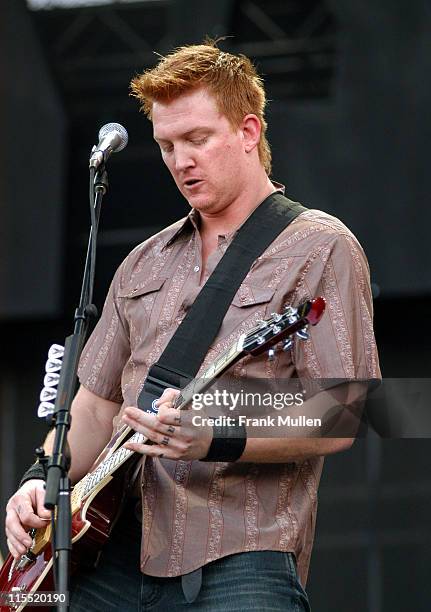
[{"x1": 242, "y1": 297, "x2": 325, "y2": 357}]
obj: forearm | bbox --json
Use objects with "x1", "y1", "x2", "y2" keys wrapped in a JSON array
[
  {"x1": 238, "y1": 383, "x2": 364, "y2": 462},
  {"x1": 42, "y1": 385, "x2": 121, "y2": 484},
  {"x1": 238, "y1": 436, "x2": 353, "y2": 462}
]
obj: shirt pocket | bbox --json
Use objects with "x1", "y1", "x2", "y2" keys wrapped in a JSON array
[
  {"x1": 224, "y1": 284, "x2": 277, "y2": 341},
  {"x1": 231, "y1": 283, "x2": 276, "y2": 308},
  {"x1": 117, "y1": 278, "x2": 166, "y2": 299},
  {"x1": 117, "y1": 278, "x2": 167, "y2": 340}
]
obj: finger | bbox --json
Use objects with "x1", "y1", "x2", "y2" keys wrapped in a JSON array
[
  {"x1": 156, "y1": 388, "x2": 180, "y2": 407},
  {"x1": 122, "y1": 412, "x2": 156, "y2": 436},
  {"x1": 13, "y1": 499, "x2": 50, "y2": 530},
  {"x1": 157, "y1": 406, "x2": 182, "y2": 425},
  {"x1": 34, "y1": 487, "x2": 51, "y2": 520},
  {"x1": 5, "y1": 506, "x2": 33, "y2": 545},
  {"x1": 121, "y1": 417, "x2": 165, "y2": 445},
  {"x1": 122, "y1": 409, "x2": 177, "y2": 441},
  {"x1": 7, "y1": 536, "x2": 21, "y2": 560},
  {"x1": 124, "y1": 424, "x2": 176, "y2": 448},
  {"x1": 6, "y1": 530, "x2": 29, "y2": 557},
  {"x1": 123, "y1": 442, "x2": 172, "y2": 459},
  {"x1": 5, "y1": 519, "x2": 32, "y2": 554},
  {"x1": 123, "y1": 406, "x2": 157, "y2": 427}
]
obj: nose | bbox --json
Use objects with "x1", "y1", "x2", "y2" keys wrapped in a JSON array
[{"x1": 173, "y1": 144, "x2": 195, "y2": 172}]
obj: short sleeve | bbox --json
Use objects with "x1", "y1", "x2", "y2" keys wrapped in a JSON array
[
  {"x1": 77, "y1": 262, "x2": 130, "y2": 403},
  {"x1": 292, "y1": 232, "x2": 381, "y2": 386}
]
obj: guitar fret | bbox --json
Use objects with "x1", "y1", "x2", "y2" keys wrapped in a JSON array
[
  {"x1": 117, "y1": 449, "x2": 128, "y2": 462},
  {"x1": 173, "y1": 394, "x2": 184, "y2": 409},
  {"x1": 81, "y1": 442, "x2": 135, "y2": 499}
]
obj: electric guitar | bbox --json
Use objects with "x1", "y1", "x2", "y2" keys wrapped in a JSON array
[{"x1": 0, "y1": 297, "x2": 325, "y2": 611}]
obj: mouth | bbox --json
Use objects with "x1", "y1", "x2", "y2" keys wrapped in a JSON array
[{"x1": 183, "y1": 179, "x2": 203, "y2": 189}]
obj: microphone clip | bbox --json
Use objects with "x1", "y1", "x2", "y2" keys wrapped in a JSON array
[
  {"x1": 89, "y1": 145, "x2": 105, "y2": 170},
  {"x1": 93, "y1": 166, "x2": 109, "y2": 194}
]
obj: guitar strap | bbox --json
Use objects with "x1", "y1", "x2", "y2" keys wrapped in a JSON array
[{"x1": 137, "y1": 192, "x2": 307, "y2": 412}]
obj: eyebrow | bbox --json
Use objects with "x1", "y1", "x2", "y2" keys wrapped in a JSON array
[{"x1": 154, "y1": 127, "x2": 211, "y2": 143}]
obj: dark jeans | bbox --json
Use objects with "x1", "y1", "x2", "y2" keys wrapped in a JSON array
[{"x1": 70, "y1": 501, "x2": 311, "y2": 612}]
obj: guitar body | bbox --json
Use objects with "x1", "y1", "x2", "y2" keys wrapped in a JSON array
[{"x1": 0, "y1": 426, "x2": 140, "y2": 612}]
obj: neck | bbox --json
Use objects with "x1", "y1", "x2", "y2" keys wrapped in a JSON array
[{"x1": 199, "y1": 173, "x2": 276, "y2": 238}]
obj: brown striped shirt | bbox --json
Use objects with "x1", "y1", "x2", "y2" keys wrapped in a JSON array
[{"x1": 78, "y1": 198, "x2": 380, "y2": 585}]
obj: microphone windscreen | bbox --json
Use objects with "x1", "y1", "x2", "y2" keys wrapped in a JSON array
[{"x1": 98, "y1": 122, "x2": 129, "y2": 152}]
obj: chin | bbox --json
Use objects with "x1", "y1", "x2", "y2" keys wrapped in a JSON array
[{"x1": 187, "y1": 196, "x2": 215, "y2": 212}]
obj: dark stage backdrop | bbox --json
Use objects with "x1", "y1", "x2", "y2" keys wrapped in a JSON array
[
  {"x1": 0, "y1": 0, "x2": 66, "y2": 319},
  {"x1": 0, "y1": 1, "x2": 430, "y2": 611},
  {"x1": 270, "y1": 0, "x2": 431, "y2": 297}
]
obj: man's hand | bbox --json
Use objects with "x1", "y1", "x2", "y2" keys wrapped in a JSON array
[
  {"x1": 122, "y1": 388, "x2": 212, "y2": 461},
  {"x1": 5, "y1": 480, "x2": 51, "y2": 559}
]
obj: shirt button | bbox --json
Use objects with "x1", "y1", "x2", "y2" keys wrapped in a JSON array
[{"x1": 194, "y1": 266, "x2": 200, "y2": 272}]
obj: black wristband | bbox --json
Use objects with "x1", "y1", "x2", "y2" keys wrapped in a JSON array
[
  {"x1": 19, "y1": 462, "x2": 46, "y2": 488},
  {"x1": 201, "y1": 419, "x2": 247, "y2": 462}
]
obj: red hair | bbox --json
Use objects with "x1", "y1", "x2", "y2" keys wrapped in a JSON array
[{"x1": 130, "y1": 41, "x2": 272, "y2": 174}]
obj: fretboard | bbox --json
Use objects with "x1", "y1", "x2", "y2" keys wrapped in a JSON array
[
  {"x1": 174, "y1": 335, "x2": 245, "y2": 409},
  {"x1": 72, "y1": 430, "x2": 145, "y2": 503}
]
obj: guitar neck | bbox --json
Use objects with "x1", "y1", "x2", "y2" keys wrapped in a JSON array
[
  {"x1": 72, "y1": 429, "x2": 145, "y2": 504},
  {"x1": 174, "y1": 335, "x2": 245, "y2": 410}
]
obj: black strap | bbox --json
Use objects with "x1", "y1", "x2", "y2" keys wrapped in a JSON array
[{"x1": 138, "y1": 192, "x2": 307, "y2": 412}]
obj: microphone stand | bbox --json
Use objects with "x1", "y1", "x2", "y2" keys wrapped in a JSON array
[{"x1": 42, "y1": 164, "x2": 108, "y2": 611}]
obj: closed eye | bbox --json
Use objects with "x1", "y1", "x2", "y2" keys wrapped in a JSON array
[
  {"x1": 191, "y1": 137, "x2": 207, "y2": 145},
  {"x1": 160, "y1": 144, "x2": 173, "y2": 153}
]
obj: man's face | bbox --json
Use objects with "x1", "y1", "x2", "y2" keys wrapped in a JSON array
[{"x1": 152, "y1": 87, "x2": 247, "y2": 214}]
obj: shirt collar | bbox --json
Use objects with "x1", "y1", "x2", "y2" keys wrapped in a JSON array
[{"x1": 163, "y1": 180, "x2": 286, "y2": 250}]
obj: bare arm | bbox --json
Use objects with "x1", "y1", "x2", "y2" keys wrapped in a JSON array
[
  {"x1": 237, "y1": 383, "x2": 363, "y2": 461},
  {"x1": 237, "y1": 436, "x2": 353, "y2": 462},
  {"x1": 43, "y1": 385, "x2": 121, "y2": 483}
]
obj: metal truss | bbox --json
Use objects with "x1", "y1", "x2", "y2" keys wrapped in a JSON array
[{"x1": 29, "y1": 0, "x2": 337, "y2": 112}]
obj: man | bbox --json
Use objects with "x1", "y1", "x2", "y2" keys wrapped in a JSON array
[{"x1": 5, "y1": 42, "x2": 380, "y2": 610}]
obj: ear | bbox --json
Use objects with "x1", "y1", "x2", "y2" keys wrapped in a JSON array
[{"x1": 241, "y1": 114, "x2": 262, "y2": 153}]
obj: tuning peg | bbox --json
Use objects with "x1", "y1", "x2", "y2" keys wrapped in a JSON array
[
  {"x1": 257, "y1": 319, "x2": 269, "y2": 327},
  {"x1": 283, "y1": 306, "x2": 298, "y2": 324},
  {"x1": 271, "y1": 324, "x2": 281, "y2": 334},
  {"x1": 268, "y1": 348, "x2": 276, "y2": 361},
  {"x1": 296, "y1": 327, "x2": 309, "y2": 341},
  {"x1": 257, "y1": 336, "x2": 266, "y2": 345},
  {"x1": 271, "y1": 313, "x2": 283, "y2": 322},
  {"x1": 282, "y1": 338, "x2": 293, "y2": 352}
]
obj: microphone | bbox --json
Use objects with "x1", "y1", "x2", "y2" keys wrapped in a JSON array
[{"x1": 89, "y1": 122, "x2": 128, "y2": 169}]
